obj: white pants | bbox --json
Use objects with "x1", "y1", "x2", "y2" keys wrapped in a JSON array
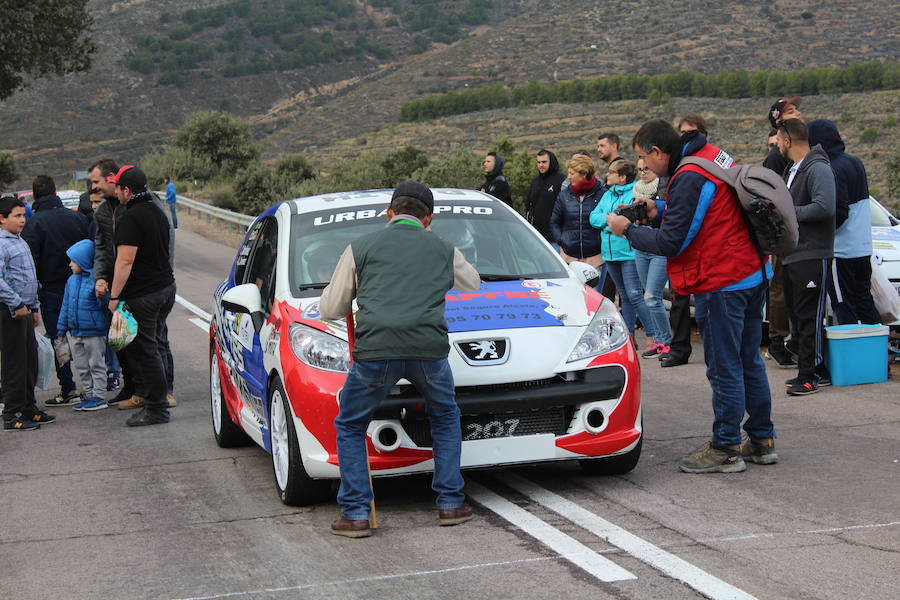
[{"x1": 71, "y1": 336, "x2": 107, "y2": 399}]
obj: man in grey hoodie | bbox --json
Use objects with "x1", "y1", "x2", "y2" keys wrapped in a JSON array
[{"x1": 776, "y1": 118, "x2": 835, "y2": 396}]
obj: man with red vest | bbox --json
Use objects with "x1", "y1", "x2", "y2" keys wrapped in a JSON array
[{"x1": 606, "y1": 119, "x2": 776, "y2": 474}]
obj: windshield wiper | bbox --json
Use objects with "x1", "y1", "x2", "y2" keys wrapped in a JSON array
[
  {"x1": 296, "y1": 282, "x2": 329, "y2": 290},
  {"x1": 479, "y1": 274, "x2": 522, "y2": 281}
]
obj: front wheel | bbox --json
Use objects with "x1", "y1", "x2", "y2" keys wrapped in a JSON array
[
  {"x1": 579, "y1": 434, "x2": 642, "y2": 476},
  {"x1": 269, "y1": 376, "x2": 332, "y2": 506}
]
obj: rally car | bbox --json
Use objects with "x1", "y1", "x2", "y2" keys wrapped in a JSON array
[{"x1": 209, "y1": 189, "x2": 641, "y2": 506}]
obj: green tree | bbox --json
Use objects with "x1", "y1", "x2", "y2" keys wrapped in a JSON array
[
  {"x1": 0, "y1": 0, "x2": 96, "y2": 99},
  {"x1": 233, "y1": 163, "x2": 286, "y2": 215},
  {"x1": 274, "y1": 154, "x2": 316, "y2": 184},
  {"x1": 173, "y1": 111, "x2": 260, "y2": 176},
  {"x1": 412, "y1": 149, "x2": 482, "y2": 190},
  {"x1": 380, "y1": 146, "x2": 429, "y2": 187},
  {"x1": 0, "y1": 152, "x2": 19, "y2": 188}
]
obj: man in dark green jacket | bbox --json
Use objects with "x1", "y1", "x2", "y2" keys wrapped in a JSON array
[{"x1": 320, "y1": 181, "x2": 480, "y2": 538}]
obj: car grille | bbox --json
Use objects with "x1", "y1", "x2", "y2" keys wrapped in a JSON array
[
  {"x1": 402, "y1": 406, "x2": 574, "y2": 447},
  {"x1": 455, "y1": 377, "x2": 562, "y2": 395}
]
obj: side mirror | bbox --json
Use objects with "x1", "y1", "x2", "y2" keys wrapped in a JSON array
[
  {"x1": 569, "y1": 261, "x2": 601, "y2": 289},
  {"x1": 222, "y1": 283, "x2": 265, "y2": 332}
]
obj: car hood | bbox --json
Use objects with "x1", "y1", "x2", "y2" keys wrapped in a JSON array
[{"x1": 294, "y1": 278, "x2": 597, "y2": 338}]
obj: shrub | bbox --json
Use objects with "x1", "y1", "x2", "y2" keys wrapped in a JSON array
[
  {"x1": 233, "y1": 164, "x2": 282, "y2": 215},
  {"x1": 0, "y1": 151, "x2": 19, "y2": 188},
  {"x1": 274, "y1": 154, "x2": 316, "y2": 184},
  {"x1": 173, "y1": 110, "x2": 260, "y2": 175},
  {"x1": 211, "y1": 188, "x2": 239, "y2": 211},
  {"x1": 860, "y1": 127, "x2": 879, "y2": 143}
]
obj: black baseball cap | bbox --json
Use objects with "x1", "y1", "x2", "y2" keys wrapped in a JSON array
[
  {"x1": 109, "y1": 165, "x2": 147, "y2": 193},
  {"x1": 391, "y1": 181, "x2": 434, "y2": 214},
  {"x1": 768, "y1": 96, "x2": 802, "y2": 128}
]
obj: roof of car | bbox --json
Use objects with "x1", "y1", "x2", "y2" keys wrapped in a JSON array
[{"x1": 284, "y1": 188, "x2": 500, "y2": 215}]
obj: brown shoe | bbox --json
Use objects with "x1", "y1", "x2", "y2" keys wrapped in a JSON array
[
  {"x1": 330, "y1": 516, "x2": 371, "y2": 538},
  {"x1": 167, "y1": 393, "x2": 177, "y2": 408},
  {"x1": 438, "y1": 505, "x2": 474, "y2": 526},
  {"x1": 117, "y1": 395, "x2": 145, "y2": 410}
]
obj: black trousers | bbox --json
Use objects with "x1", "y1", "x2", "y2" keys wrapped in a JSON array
[
  {"x1": 784, "y1": 259, "x2": 830, "y2": 382},
  {"x1": 123, "y1": 284, "x2": 175, "y2": 413},
  {"x1": 668, "y1": 291, "x2": 692, "y2": 360},
  {"x1": 0, "y1": 306, "x2": 38, "y2": 420},
  {"x1": 828, "y1": 256, "x2": 881, "y2": 325}
]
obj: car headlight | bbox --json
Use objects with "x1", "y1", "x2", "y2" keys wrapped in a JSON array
[
  {"x1": 289, "y1": 323, "x2": 350, "y2": 373},
  {"x1": 567, "y1": 298, "x2": 629, "y2": 362}
]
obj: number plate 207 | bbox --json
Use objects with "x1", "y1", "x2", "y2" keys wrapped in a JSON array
[{"x1": 463, "y1": 418, "x2": 520, "y2": 440}]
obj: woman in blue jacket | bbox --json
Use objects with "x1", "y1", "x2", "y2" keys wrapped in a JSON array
[
  {"x1": 550, "y1": 154, "x2": 607, "y2": 288},
  {"x1": 589, "y1": 161, "x2": 653, "y2": 337}
]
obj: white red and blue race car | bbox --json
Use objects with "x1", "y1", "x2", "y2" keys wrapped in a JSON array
[{"x1": 209, "y1": 188, "x2": 642, "y2": 506}]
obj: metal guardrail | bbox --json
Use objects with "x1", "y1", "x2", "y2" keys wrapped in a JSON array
[{"x1": 160, "y1": 192, "x2": 255, "y2": 232}]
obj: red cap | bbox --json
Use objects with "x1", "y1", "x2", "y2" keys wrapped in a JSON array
[{"x1": 107, "y1": 165, "x2": 136, "y2": 184}]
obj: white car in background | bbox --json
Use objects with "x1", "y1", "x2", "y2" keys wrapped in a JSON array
[
  {"x1": 870, "y1": 196, "x2": 900, "y2": 294},
  {"x1": 57, "y1": 189, "x2": 82, "y2": 211}
]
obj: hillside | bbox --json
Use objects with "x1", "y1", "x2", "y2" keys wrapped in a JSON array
[{"x1": 1, "y1": 0, "x2": 898, "y2": 191}]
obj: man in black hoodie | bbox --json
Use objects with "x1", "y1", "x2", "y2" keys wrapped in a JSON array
[
  {"x1": 525, "y1": 150, "x2": 565, "y2": 244},
  {"x1": 776, "y1": 119, "x2": 835, "y2": 396},
  {"x1": 808, "y1": 119, "x2": 880, "y2": 325},
  {"x1": 22, "y1": 175, "x2": 90, "y2": 406},
  {"x1": 479, "y1": 152, "x2": 512, "y2": 206}
]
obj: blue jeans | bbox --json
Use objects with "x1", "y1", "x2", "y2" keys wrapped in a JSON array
[
  {"x1": 694, "y1": 283, "x2": 774, "y2": 448},
  {"x1": 335, "y1": 358, "x2": 465, "y2": 519},
  {"x1": 38, "y1": 290, "x2": 76, "y2": 393},
  {"x1": 605, "y1": 260, "x2": 653, "y2": 335},
  {"x1": 634, "y1": 250, "x2": 672, "y2": 345},
  {"x1": 168, "y1": 203, "x2": 178, "y2": 229}
]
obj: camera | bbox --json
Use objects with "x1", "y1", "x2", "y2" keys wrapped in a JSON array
[{"x1": 613, "y1": 202, "x2": 648, "y2": 223}]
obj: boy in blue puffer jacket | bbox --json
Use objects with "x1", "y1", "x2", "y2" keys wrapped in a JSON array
[{"x1": 57, "y1": 239, "x2": 110, "y2": 411}]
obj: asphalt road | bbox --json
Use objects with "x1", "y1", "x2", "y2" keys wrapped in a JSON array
[{"x1": 2, "y1": 228, "x2": 897, "y2": 600}]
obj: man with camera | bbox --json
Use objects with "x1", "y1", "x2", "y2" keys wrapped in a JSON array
[{"x1": 606, "y1": 119, "x2": 776, "y2": 474}]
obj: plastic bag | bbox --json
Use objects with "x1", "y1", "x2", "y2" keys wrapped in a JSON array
[
  {"x1": 871, "y1": 258, "x2": 900, "y2": 325},
  {"x1": 53, "y1": 336, "x2": 72, "y2": 365},
  {"x1": 109, "y1": 303, "x2": 138, "y2": 352},
  {"x1": 35, "y1": 332, "x2": 54, "y2": 390}
]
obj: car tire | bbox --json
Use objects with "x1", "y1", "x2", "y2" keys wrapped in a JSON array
[
  {"x1": 269, "y1": 376, "x2": 332, "y2": 506},
  {"x1": 210, "y1": 347, "x2": 250, "y2": 448},
  {"x1": 578, "y1": 434, "x2": 642, "y2": 476}
]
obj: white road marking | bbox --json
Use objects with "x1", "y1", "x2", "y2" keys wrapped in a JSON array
[
  {"x1": 498, "y1": 472, "x2": 758, "y2": 600},
  {"x1": 189, "y1": 317, "x2": 210, "y2": 332},
  {"x1": 699, "y1": 520, "x2": 900, "y2": 543},
  {"x1": 172, "y1": 555, "x2": 559, "y2": 600},
  {"x1": 466, "y1": 481, "x2": 636, "y2": 582},
  {"x1": 176, "y1": 294, "x2": 213, "y2": 321}
]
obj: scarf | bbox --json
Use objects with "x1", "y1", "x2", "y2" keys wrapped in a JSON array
[{"x1": 570, "y1": 177, "x2": 597, "y2": 196}]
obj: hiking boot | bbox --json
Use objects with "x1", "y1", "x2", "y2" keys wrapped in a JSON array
[
  {"x1": 740, "y1": 435, "x2": 779, "y2": 465},
  {"x1": 77, "y1": 397, "x2": 108, "y2": 412},
  {"x1": 4, "y1": 413, "x2": 41, "y2": 432},
  {"x1": 167, "y1": 393, "x2": 177, "y2": 408},
  {"x1": 679, "y1": 443, "x2": 746, "y2": 473},
  {"x1": 641, "y1": 344, "x2": 670, "y2": 359},
  {"x1": 28, "y1": 410, "x2": 56, "y2": 424},
  {"x1": 117, "y1": 395, "x2": 145, "y2": 410},
  {"x1": 765, "y1": 343, "x2": 797, "y2": 368},
  {"x1": 46, "y1": 389, "x2": 82, "y2": 406},
  {"x1": 330, "y1": 516, "x2": 371, "y2": 538},
  {"x1": 438, "y1": 505, "x2": 474, "y2": 526},
  {"x1": 125, "y1": 408, "x2": 170, "y2": 427},
  {"x1": 787, "y1": 380, "x2": 818, "y2": 396}
]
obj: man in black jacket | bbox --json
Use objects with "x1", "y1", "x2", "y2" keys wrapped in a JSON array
[
  {"x1": 479, "y1": 152, "x2": 512, "y2": 206},
  {"x1": 776, "y1": 118, "x2": 835, "y2": 396},
  {"x1": 808, "y1": 119, "x2": 880, "y2": 325},
  {"x1": 22, "y1": 175, "x2": 89, "y2": 406},
  {"x1": 525, "y1": 150, "x2": 565, "y2": 244}
]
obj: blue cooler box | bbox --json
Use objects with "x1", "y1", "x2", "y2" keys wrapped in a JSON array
[{"x1": 826, "y1": 324, "x2": 889, "y2": 386}]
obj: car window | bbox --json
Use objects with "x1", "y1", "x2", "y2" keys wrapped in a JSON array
[
  {"x1": 244, "y1": 218, "x2": 278, "y2": 313},
  {"x1": 870, "y1": 198, "x2": 899, "y2": 227},
  {"x1": 234, "y1": 220, "x2": 264, "y2": 284},
  {"x1": 289, "y1": 200, "x2": 567, "y2": 297}
]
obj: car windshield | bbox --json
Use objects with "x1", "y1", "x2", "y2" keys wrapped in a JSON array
[
  {"x1": 870, "y1": 197, "x2": 899, "y2": 227},
  {"x1": 289, "y1": 199, "x2": 568, "y2": 296}
]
